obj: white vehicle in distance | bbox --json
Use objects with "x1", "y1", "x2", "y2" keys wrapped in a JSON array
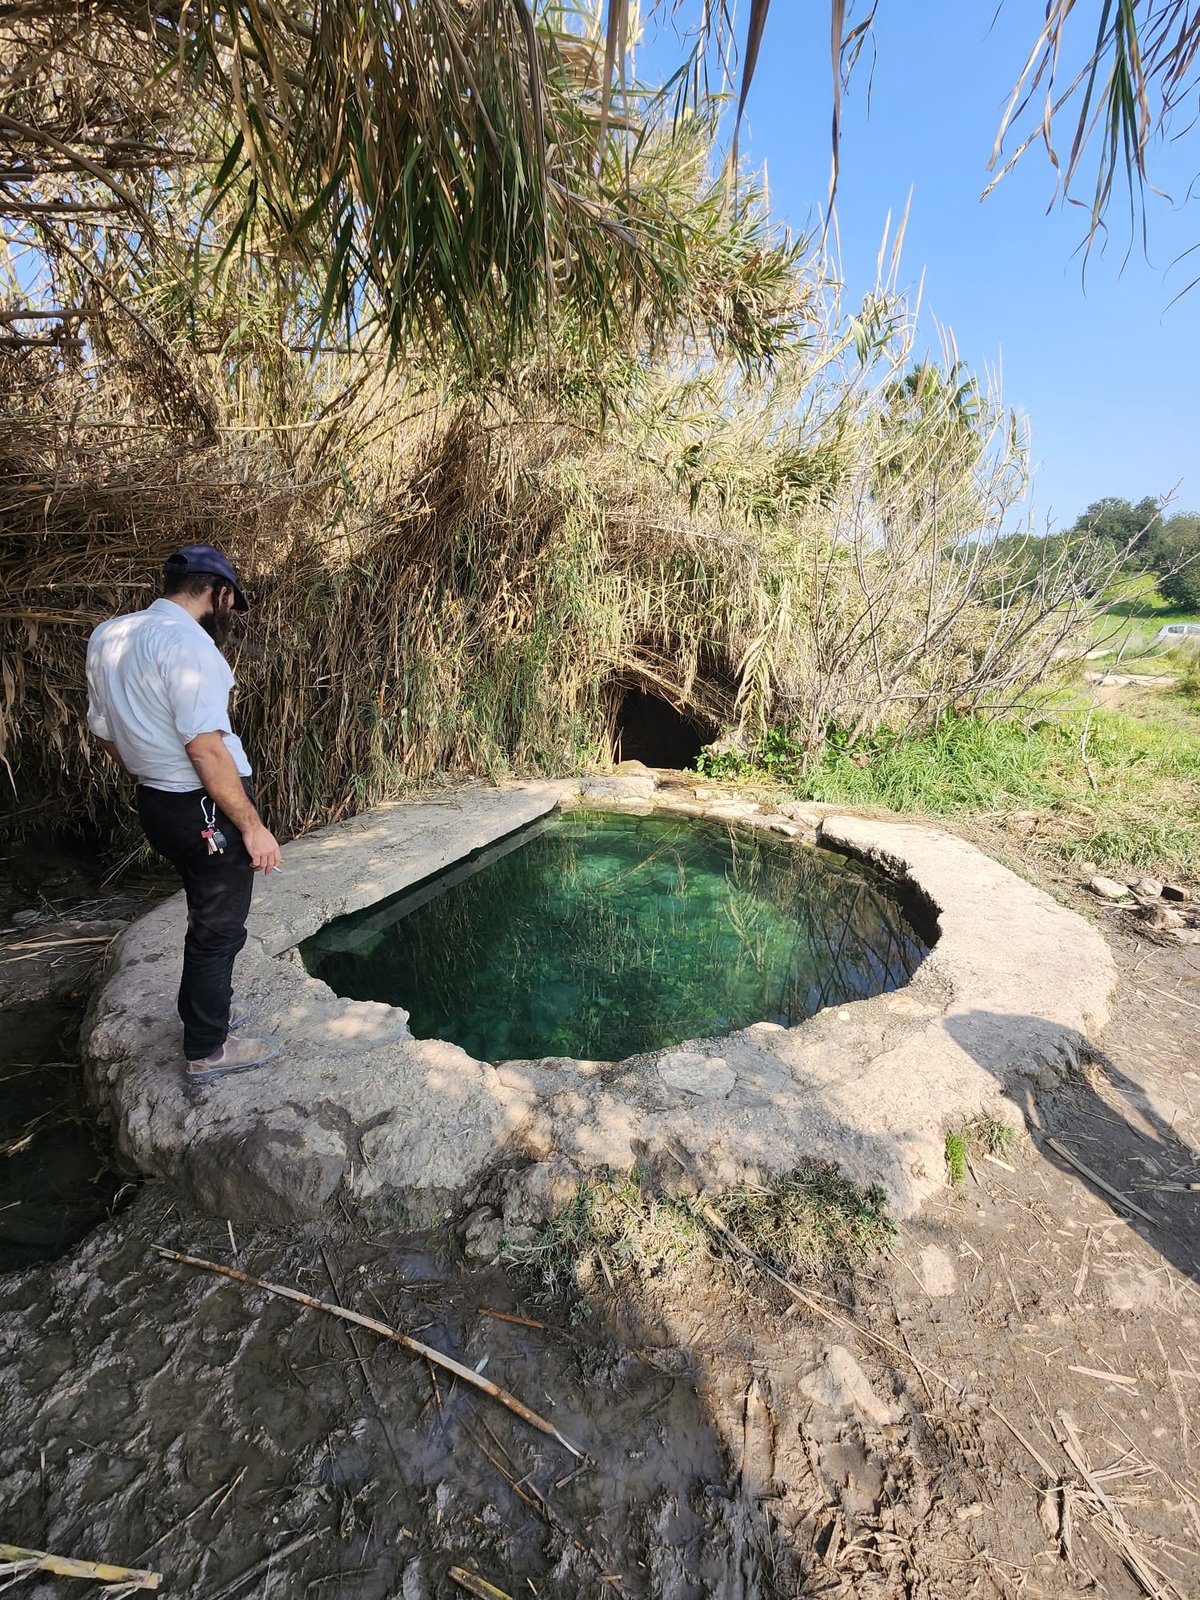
[{"x1": 1152, "y1": 621, "x2": 1200, "y2": 646}]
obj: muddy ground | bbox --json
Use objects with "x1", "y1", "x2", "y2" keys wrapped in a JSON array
[{"x1": 1, "y1": 835, "x2": 1198, "y2": 1600}]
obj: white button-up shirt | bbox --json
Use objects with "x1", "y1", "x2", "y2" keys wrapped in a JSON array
[{"x1": 86, "y1": 598, "x2": 253, "y2": 792}]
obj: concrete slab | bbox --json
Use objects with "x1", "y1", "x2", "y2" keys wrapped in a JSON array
[{"x1": 82, "y1": 783, "x2": 1116, "y2": 1230}]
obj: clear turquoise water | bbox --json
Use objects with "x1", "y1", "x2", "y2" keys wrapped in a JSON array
[{"x1": 301, "y1": 811, "x2": 929, "y2": 1064}]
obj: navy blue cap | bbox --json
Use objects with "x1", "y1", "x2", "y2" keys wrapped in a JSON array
[{"x1": 164, "y1": 544, "x2": 248, "y2": 611}]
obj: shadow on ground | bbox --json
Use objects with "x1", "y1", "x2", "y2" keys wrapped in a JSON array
[{"x1": 945, "y1": 1010, "x2": 1200, "y2": 1287}]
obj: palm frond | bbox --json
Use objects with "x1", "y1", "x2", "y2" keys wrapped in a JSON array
[{"x1": 988, "y1": 0, "x2": 1200, "y2": 256}]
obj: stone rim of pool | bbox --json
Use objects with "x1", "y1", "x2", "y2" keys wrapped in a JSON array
[{"x1": 84, "y1": 777, "x2": 1116, "y2": 1234}]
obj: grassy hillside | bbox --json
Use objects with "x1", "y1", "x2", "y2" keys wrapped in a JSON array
[{"x1": 1089, "y1": 574, "x2": 1200, "y2": 670}]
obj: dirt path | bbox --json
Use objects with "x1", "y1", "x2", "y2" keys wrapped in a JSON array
[{"x1": 0, "y1": 859, "x2": 1197, "y2": 1599}]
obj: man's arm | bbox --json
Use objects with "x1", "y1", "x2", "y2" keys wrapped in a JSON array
[{"x1": 184, "y1": 731, "x2": 282, "y2": 874}]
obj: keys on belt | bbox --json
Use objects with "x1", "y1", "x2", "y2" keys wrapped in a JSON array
[{"x1": 200, "y1": 797, "x2": 227, "y2": 856}]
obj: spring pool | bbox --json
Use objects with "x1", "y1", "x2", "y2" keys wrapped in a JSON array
[{"x1": 301, "y1": 810, "x2": 929, "y2": 1063}]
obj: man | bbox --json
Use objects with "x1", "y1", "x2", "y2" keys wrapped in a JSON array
[{"x1": 86, "y1": 544, "x2": 284, "y2": 1083}]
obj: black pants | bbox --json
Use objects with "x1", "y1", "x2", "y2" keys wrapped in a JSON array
[{"x1": 136, "y1": 784, "x2": 255, "y2": 1060}]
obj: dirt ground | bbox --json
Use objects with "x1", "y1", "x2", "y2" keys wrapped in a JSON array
[{"x1": 1, "y1": 838, "x2": 1198, "y2": 1600}]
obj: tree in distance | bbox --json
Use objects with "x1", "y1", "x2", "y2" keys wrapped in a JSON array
[{"x1": 1063, "y1": 497, "x2": 1200, "y2": 609}]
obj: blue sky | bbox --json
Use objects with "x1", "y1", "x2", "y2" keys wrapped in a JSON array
[{"x1": 643, "y1": 3, "x2": 1199, "y2": 529}]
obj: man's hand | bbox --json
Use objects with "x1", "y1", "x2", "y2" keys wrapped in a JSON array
[
  {"x1": 242, "y1": 823, "x2": 283, "y2": 875},
  {"x1": 185, "y1": 731, "x2": 283, "y2": 874}
]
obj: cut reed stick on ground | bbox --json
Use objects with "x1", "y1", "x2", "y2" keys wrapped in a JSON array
[
  {"x1": 476, "y1": 1306, "x2": 545, "y2": 1329},
  {"x1": 982, "y1": 1152, "x2": 1017, "y2": 1173},
  {"x1": 448, "y1": 1567, "x2": 514, "y2": 1600},
  {"x1": 0, "y1": 1544, "x2": 160, "y2": 1589},
  {"x1": 153, "y1": 1247, "x2": 583, "y2": 1458},
  {"x1": 1067, "y1": 1365, "x2": 1140, "y2": 1389},
  {"x1": 1055, "y1": 1412, "x2": 1177, "y2": 1600},
  {"x1": 1044, "y1": 1138, "x2": 1159, "y2": 1224}
]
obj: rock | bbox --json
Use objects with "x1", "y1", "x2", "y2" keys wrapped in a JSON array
[
  {"x1": 579, "y1": 775, "x2": 657, "y2": 802},
  {"x1": 497, "y1": 1157, "x2": 581, "y2": 1228},
  {"x1": 1141, "y1": 904, "x2": 1185, "y2": 930},
  {"x1": 1172, "y1": 928, "x2": 1200, "y2": 945},
  {"x1": 174, "y1": 1110, "x2": 350, "y2": 1223},
  {"x1": 1161, "y1": 882, "x2": 1188, "y2": 902},
  {"x1": 917, "y1": 1244, "x2": 957, "y2": 1297},
  {"x1": 1089, "y1": 875, "x2": 1130, "y2": 901},
  {"x1": 657, "y1": 1051, "x2": 736, "y2": 1099},
  {"x1": 614, "y1": 760, "x2": 651, "y2": 775},
  {"x1": 769, "y1": 821, "x2": 800, "y2": 837},
  {"x1": 704, "y1": 800, "x2": 760, "y2": 821},
  {"x1": 1023, "y1": 1038, "x2": 1080, "y2": 1091},
  {"x1": 781, "y1": 802, "x2": 827, "y2": 827},
  {"x1": 1057, "y1": 1038, "x2": 1083, "y2": 1073},
  {"x1": 1099, "y1": 1264, "x2": 1166, "y2": 1312},
  {"x1": 1134, "y1": 877, "x2": 1164, "y2": 898},
  {"x1": 462, "y1": 1207, "x2": 505, "y2": 1263},
  {"x1": 800, "y1": 1345, "x2": 900, "y2": 1427},
  {"x1": 513, "y1": 1109, "x2": 556, "y2": 1160}
]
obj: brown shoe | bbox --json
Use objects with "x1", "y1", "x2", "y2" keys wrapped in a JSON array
[{"x1": 185, "y1": 1034, "x2": 283, "y2": 1083}]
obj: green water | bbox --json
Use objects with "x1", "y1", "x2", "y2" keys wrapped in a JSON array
[{"x1": 301, "y1": 811, "x2": 929, "y2": 1064}]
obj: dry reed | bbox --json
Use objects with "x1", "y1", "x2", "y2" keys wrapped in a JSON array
[{"x1": 1, "y1": 15, "x2": 1119, "y2": 848}]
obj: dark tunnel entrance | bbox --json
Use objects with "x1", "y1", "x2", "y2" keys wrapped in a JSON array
[{"x1": 613, "y1": 686, "x2": 713, "y2": 770}]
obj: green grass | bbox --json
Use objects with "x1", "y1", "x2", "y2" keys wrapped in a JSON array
[
  {"x1": 945, "y1": 1116, "x2": 1018, "y2": 1186},
  {"x1": 944, "y1": 1131, "x2": 968, "y2": 1187},
  {"x1": 1101, "y1": 572, "x2": 1174, "y2": 619},
  {"x1": 697, "y1": 690, "x2": 1200, "y2": 878},
  {"x1": 712, "y1": 1166, "x2": 897, "y2": 1273},
  {"x1": 507, "y1": 1164, "x2": 897, "y2": 1302},
  {"x1": 1060, "y1": 689, "x2": 1200, "y2": 871},
  {"x1": 804, "y1": 717, "x2": 1061, "y2": 814}
]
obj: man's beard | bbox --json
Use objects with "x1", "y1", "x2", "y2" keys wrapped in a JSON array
[{"x1": 200, "y1": 607, "x2": 234, "y2": 647}]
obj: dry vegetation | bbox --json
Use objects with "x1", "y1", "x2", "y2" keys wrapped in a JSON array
[{"x1": 1, "y1": 5, "x2": 1125, "y2": 848}]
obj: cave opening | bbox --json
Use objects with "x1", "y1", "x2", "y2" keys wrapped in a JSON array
[{"x1": 613, "y1": 686, "x2": 713, "y2": 770}]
